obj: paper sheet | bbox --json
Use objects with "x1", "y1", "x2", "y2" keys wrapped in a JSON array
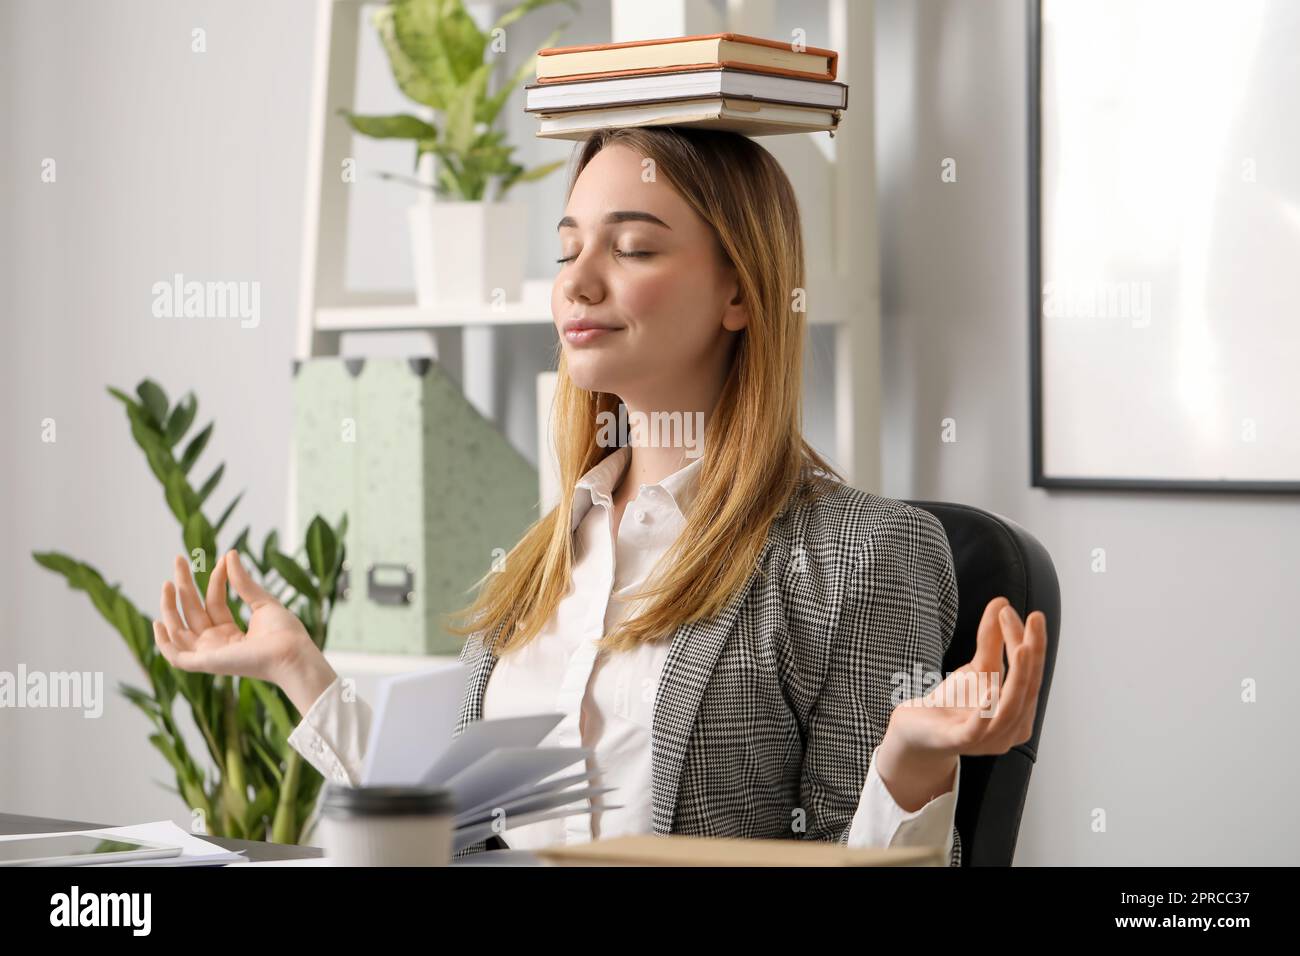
[
  {"x1": 0, "y1": 820, "x2": 245, "y2": 866},
  {"x1": 361, "y1": 660, "x2": 472, "y2": 786}
]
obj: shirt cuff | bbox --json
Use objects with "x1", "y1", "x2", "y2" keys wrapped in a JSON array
[
  {"x1": 286, "y1": 674, "x2": 371, "y2": 787},
  {"x1": 844, "y1": 744, "x2": 959, "y2": 857}
]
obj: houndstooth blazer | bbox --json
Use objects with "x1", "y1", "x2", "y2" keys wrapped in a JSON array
[{"x1": 452, "y1": 477, "x2": 963, "y2": 866}]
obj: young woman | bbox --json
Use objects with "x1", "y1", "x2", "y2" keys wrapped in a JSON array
[{"x1": 154, "y1": 126, "x2": 1048, "y2": 866}]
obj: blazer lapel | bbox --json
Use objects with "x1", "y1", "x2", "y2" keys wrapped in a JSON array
[
  {"x1": 453, "y1": 623, "x2": 502, "y2": 737},
  {"x1": 650, "y1": 540, "x2": 773, "y2": 834}
]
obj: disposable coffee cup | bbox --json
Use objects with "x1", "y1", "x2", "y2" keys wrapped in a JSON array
[{"x1": 319, "y1": 785, "x2": 456, "y2": 866}]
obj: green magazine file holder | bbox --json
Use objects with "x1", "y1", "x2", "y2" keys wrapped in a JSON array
[{"x1": 294, "y1": 357, "x2": 538, "y2": 656}]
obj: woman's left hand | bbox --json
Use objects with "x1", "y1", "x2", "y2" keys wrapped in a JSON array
[{"x1": 874, "y1": 597, "x2": 1048, "y2": 809}]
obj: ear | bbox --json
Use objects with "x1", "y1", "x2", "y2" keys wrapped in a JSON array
[{"x1": 720, "y1": 270, "x2": 749, "y2": 333}]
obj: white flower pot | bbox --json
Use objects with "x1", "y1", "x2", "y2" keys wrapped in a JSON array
[{"x1": 408, "y1": 200, "x2": 528, "y2": 307}]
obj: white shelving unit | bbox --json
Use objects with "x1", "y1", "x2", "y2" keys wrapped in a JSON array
[{"x1": 294, "y1": 0, "x2": 881, "y2": 671}]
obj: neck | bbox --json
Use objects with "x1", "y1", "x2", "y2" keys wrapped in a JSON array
[
  {"x1": 613, "y1": 394, "x2": 716, "y2": 497},
  {"x1": 610, "y1": 339, "x2": 733, "y2": 497}
]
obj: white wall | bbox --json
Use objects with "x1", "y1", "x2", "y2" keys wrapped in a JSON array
[
  {"x1": 875, "y1": 0, "x2": 1299, "y2": 864},
  {"x1": 1, "y1": 0, "x2": 322, "y2": 828}
]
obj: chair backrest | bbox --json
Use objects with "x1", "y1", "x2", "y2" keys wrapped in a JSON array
[{"x1": 904, "y1": 500, "x2": 1062, "y2": 866}]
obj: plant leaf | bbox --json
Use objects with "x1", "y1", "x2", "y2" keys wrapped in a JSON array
[
  {"x1": 340, "y1": 110, "x2": 437, "y2": 140},
  {"x1": 119, "y1": 682, "x2": 163, "y2": 723},
  {"x1": 136, "y1": 379, "x2": 169, "y2": 428},
  {"x1": 148, "y1": 733, "x2": 183, "y2": 773},
  {"x1": 480, "y1": 23, "x2": 567, "y2": 126},
  {"x1": 111, "y1": 591, "x2": 145, "y2": 661},
  {"x1": 490, "y1": 0, "x2": 578, "y2": 34},
  {"x1": 499, "y1": 157, "x2": 566, "y2": 200},
  {"x1": 125, "y1": 403, "x2": 172, "y2": 485},
  {"x1": 148, "y1": 652, "x2": 178, "y2": 709},
  {"x1": 183, "y1": 512, "x2": 217, "y2": 591},
  {"x1": 268, "y1": 550, "x2": 319, "y2": 603},
  {"x1": 261, "y1": 529, "x2": 279, "y2": 576},
  {"x1": 164, "y1": 469, "x2": 197, "y2": 524},
  {"x1": 214, "y1": 491, "x2": 243, "y2": 536},
  {"x1": 196, "y1": 462, "x2": 224, "y2": 506},
  {"x1": 305, "y1": 516, "x2": 337, "y2": 588},
  {"x1": 163, "y1": 393, "x2": 197, "y2": 447},
  {"x1": 179, "y1": 422, "x2": 213, "y2": 474},
  {"x1": 373, "y1": 3, "x2": 447, "y2": 108},
  {"x1": 106, "y1": 386, "x2": 136, "y2": 408},
  {"x1": 31, "y1": 550, "x2": 79, "y2": 578},
  {"x1": 444, "y1": 62, "x2": 492, "y2": 156},
  {"x1": 250, "y1": 679, "x2": 295, "y2": 748},
  {"x1": 244, "y1": 785, "x2": 277, "y2": 836},
  {"x1": 247, "y1": 735, "x2": 284, "y2": 786}
]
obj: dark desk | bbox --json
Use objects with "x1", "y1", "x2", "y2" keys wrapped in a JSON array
[{"x1": 0, "y1": 811, "x2": 325, "y2": 863}]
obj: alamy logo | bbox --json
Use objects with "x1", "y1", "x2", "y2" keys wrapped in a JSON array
[
  {"x1": 50, "y1": 886, "x2": 151, "y2": 935},
  {"x1": 151, "y1": 273, "x2": 261, "y2": 328},
  {"x1": 595, "y1": 407, "x2": 705, "y2": 458},
  {"x1": 891, "y1": 665, "x2": 1000, "y2": 716},
  {"x1": 1041, "y1": 279, "x2": 1152, "y2": 327},
  {"x1": 0, "y1": 665, "x2": 103, "y2": 718}
]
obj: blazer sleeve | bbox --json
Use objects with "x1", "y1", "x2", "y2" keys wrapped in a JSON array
[{"x1": 797, "y1": 502, "x2": 962, "y2": 866}]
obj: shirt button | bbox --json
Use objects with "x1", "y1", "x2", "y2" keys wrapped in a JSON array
[
  {"x1": 311, "y1": 738, "x2": 324, "y2": 754},
  {"x1": 634, "y1": 509, "x2": 648, "y2": 523}
]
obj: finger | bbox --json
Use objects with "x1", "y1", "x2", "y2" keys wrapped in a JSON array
[
  {"x1": 160, "y1": 581, "x2": 196, "y2": 647},
  {"x1": 981, "y1": 635, "x2": 1039, "y2": 748},
  {"x1": 173, "y1": 555, "x2": 212, "y2": 634},
  {"x1": 205, "y1": 551, "x2": 235, "y2": 627},
  {"x1": 971, "y1": 597, "x2": 1010, "y2": 675},
  {"x1": 152, "y1": 619, "x2": 178, "y2": 666},
  {"x1": 999, "y1": 604, "x2": 1027, "y2": 667},
  {"x1": 226, "y1": 550, "x2": 276, "y2": 609},
  {"x1": 1013, "y1": 613, "x2": 1048, "y2": 741}
]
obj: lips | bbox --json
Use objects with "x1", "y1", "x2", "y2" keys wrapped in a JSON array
[
  {"x1": 562, "y1": 318, "x2": 621, "y2": 334},
  {"x1": 562, "y1": 317, "x2": 624, "y2": 345}
]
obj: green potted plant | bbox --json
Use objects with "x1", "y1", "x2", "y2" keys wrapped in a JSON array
[
  {"x1": 343, "y1": 0, "x2": 578, "y2": 306},
  {"x1": 32, "y1": 379, "x2": 347, "y2": 844}
]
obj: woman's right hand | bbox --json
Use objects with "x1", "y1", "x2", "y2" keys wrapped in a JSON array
[{"x1": 153, "y1": 549, "x2": 314, "y2": 686}]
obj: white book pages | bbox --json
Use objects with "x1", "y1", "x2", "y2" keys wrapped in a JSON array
[
  {"x1": 440, "y1": 746, "x2": 592, "y2": 811},
  {"x1": 420, "y1": 712, "x2": 564, "y2": 785},
  {"x1": 454, "y1": 768, "x2": 600, "y2": 821},
  {"x1": 455, "y1": 785, "x2": 618, "y2": 829}
]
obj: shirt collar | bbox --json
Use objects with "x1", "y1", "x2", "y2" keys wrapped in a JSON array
[{"x1": 571, "y1": 445, "x2": 705, "y2": 532}]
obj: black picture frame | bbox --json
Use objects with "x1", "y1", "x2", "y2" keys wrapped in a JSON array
[{"x1": 1026, "y1": 0, "x2": 1300, "y2": 494}]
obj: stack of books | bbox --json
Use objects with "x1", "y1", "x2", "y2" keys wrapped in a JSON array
[{"x1": 525, "y1": 32, "x2": 848, "y2": 141}]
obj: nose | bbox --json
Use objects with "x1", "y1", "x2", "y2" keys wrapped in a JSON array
[{"x1": 560, "y1": 248, "x2": 605, "y2": 306}]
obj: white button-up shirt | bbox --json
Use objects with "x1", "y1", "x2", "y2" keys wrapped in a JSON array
[{"x1": 289, "y1": 445, "x2": 958, "y2": 856}]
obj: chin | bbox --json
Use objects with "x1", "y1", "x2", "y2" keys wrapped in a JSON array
[{"x1": 564, "y1": 353, "x2": 621, "y2": 394}]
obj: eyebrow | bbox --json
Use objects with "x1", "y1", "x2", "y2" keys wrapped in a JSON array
[{"x1": 556, "y1": 211, "x2": 672, "y2": 231}]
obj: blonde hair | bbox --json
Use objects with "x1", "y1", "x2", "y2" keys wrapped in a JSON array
[{"x1": 447, "y1": 126, "x2": 840, "y2": 656}]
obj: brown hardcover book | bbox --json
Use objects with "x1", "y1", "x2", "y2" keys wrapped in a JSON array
[{"x1": 536, "y1": 32, "x2": 838, "y2": 84}]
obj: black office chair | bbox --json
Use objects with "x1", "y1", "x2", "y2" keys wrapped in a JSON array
[{"x1": 904, "y1": 500, "x2": 1062, "y2": 867}]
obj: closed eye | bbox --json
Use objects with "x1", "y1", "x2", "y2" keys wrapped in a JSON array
[{"x1": 555, "y1": 250, "x2": 655, "y2": 264}]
